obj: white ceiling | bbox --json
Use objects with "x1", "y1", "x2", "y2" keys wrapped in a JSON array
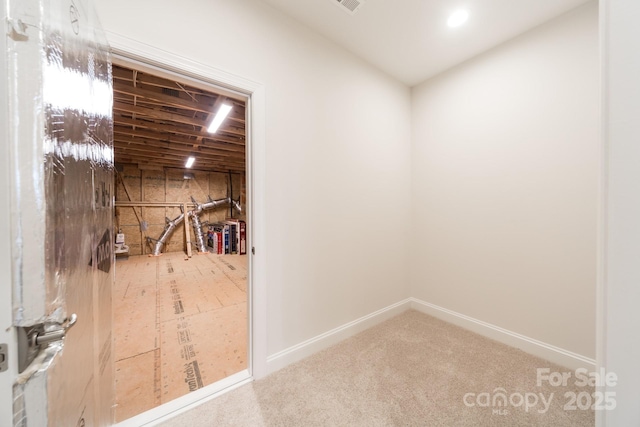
[{"x1": 260, "y1": 0, "x2": 593, "y2": 86}]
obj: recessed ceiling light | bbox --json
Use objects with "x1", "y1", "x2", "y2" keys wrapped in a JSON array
[
  {"x1": 185, "y1": 156, "x2": 195, "y2": 168},
  {"x1": 447, "y1": 9, "x2": 469, "y2": 28},
  {"x1": 207, "y1": 104, "x2": 233, "y2": 134}
]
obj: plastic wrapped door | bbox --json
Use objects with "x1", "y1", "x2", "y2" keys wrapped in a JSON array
[{"x1": 3, "y1": 0, "x2": 114, "y2": 425}]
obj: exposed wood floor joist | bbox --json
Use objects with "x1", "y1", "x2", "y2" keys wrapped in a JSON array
[{"x1": 113, "y1": 64, "x2": 246, "y2": 174}]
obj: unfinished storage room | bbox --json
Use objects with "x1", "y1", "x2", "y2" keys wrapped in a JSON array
[{"x1": 111, "y1": 63, "x2": 249, "y2": 421}]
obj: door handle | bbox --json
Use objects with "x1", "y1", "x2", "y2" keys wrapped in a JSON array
[
  {"x1": 33, "y1": 313, "x2": 77, "y2": 346},
  {"x1": 17, "y1": 314, "x2": 78, "y2": 373}
]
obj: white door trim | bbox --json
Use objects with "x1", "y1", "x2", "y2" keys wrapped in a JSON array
[{"x1": 106, "y1": 31, "x2": 268, "y2": 426}]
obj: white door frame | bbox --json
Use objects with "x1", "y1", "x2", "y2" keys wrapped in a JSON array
[{"x1": 106, "y1": 33, "x2": 267, "y2": 426}]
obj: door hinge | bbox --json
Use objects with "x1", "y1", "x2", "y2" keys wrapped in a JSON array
[
  {"x1": 0, "y1": 344, "x2": 7, "y2": 372},
  {"x1": 17, "y1": 314, "x2": 77, "y2": 373}
]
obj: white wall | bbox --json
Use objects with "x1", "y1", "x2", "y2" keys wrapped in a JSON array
[
  {"x1": 410, "y1": 2, "x2": 599, "y2": 359},
  {"x1": 92, "y1": 0, "x2": 412, "y2": 357},
  {"x1": 93, "y1": 0, "x2": 603, "y2": 379},
  {"x1": 600, "y1": 0, "x2": 640, "y2": 424}
]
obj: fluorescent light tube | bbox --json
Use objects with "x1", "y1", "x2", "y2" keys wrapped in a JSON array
[
  {"x1": 447, "y1": 9, "x2": 469, "y2": 28},
  {"x1": 185, "y1": 156, "x2": 195, "y2": 168},
  {"x1": 207, "y1": 104, "x2": 233, "y2": 134}
]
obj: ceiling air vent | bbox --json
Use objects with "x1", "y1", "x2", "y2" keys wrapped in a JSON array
[
  {"x1": 333, "y1": 0, "x2": 365, "y2": 15},
  {"x1": 162, "y1": 88, "x2": 180, "y2": 97}
]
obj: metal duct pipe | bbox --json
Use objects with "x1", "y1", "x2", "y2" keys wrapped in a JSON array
[
  {"x1": 230, "y1": 198, "x2": 242, "y2": 214},
  {"x1": 150, "y1": 212, "x2": 185, "y2": 256},
  {"x1": 198, "y1": 196, "x2": 242, "y2": 214},
  {"x1": 190, "y1": 196, "x2": 237, "y2": 253},
  {"x1": 149, "y1": 195, "x2": 242, "y2": 256},
  {"x1": 190, "y1": 213, "x2": 207, "y2": 253}
]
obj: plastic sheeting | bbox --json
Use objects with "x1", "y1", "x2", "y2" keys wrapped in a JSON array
[{"x1": 6, "y1": 0, "x2": 114, "y2": 425}]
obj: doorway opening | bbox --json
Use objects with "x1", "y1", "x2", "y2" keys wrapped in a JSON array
[{"x1": 110, "y1": 61, "x2": 251, "y2": 422}]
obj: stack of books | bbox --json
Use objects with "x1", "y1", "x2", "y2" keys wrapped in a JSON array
[{"x1": 206, "y1": 219, "x2": 246, "y2": 255}]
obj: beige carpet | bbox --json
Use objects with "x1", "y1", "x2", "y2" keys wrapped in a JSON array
[{"x1": 160, "y1": 310, "x2": 594, "y2": 426}]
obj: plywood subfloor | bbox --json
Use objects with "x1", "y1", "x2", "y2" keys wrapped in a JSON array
[{"x1": 114, "y1": 252, "x2": 248, "y2": 421}]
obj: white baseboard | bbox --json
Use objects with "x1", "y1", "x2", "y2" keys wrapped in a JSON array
[
  {"x1": 410, "y1": 297, "x2": 596, "y2": 371},
  {"x1": 266, "y1": 298, "x2": 412, "y2": 374},
  {"x1": 266, "y1": 296, "x2": 595, "y2": 376}
]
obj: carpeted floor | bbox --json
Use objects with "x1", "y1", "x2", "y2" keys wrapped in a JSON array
[{"x1": 160, "y1": 310, "x2": 595, "y2": 426}]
